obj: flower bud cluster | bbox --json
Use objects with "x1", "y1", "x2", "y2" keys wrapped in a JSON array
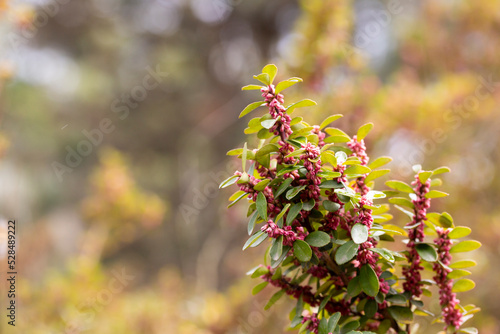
[
  {"x1": 261, "y1": 220, "x2": 307, "y2": 246},
  {"x1": 348, "y1": 136, "x2": 370, "y2": 195},
  {"x1": 261, "y1": 85, "x2": 292, "y2": 140},
  {"x1": 297, "y1": 143, "x2": 322, "y2": 200},
  {"x1": 433, "y1": 228, "x2": 463, "y2": 329},
  {"x1": 403, "y1": 172, "x2": 431, "y2": 298}
]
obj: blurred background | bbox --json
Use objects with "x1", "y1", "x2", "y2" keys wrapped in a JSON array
[{"x1": 0, "y1": 0, "x2": 499, "y2": 333}]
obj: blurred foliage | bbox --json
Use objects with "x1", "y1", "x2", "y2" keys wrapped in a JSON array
[
  {"x1": 0, "y1": 0, "x2": 498, "y2": 333},
  {"x1": 82, "y1": 149, "x2": 166, "y2": 253}
]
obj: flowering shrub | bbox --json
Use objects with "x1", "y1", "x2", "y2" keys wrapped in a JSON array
[{"x1": 221, "y1": 65, "x2": 481, "y2": 334}]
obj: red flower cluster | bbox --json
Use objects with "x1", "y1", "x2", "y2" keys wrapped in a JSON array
[
  {"x1": 261, "y1": 220, "x2": 306, "y2": 246},
  {"x1": 433, "y1": 228, "x2": 463, "y2": 329},
  {"x1": 261, "y1": 85, "x2": 292, "y2": 140},
  {"x1": 403, "y1": 172, "x2": 431, "y2": 298}
]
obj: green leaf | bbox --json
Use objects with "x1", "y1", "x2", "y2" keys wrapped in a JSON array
[
  {"x1": 360, "y1": 264, "x2": 379, "y2": 297},
  {"x1": 276, "y1": 203, "x2": 291, "y2": 226},
  {"x1": 328, "y1": 312, "x2": 341, "y2": 332},
  {"x1": 226, "y1": 148, "x2": 243, "y2": 156},
  {"x1": 385, "y1": 180, "x2": 414, "y2": 193},
  {"x1": 248, "y1": 211, "x2": 258, "y2": 235},
  {"x1": 449, "y1": 260, "x2": 477, "y2": 269},
  {"x1": 365, "y1": 169, "x2": 390, "y2": 183},
  {"x1": 253, "y1": 73, "x2": 270, "y2": 85},
  {"x1": 270, "y1": 235, "x2": 284, "y2": 261},
  {"x1": 448, "y1": 269, "x2": 471, "y2": 279},
  {"x1": 256, "y1": 143, "x2": 279, "y2": 159},
  {"x1": 452, "y1": 279, "x2": 476, "y2": 293},
  {"x1": 257, "y1": 127, "x2": 273, "y2": 139},
  {"x1": 341, "y1": 321, "x2": 360, "y2": 334},
  {"x1": 439, "y1": 212, "x2": 454, "y2": 228},
  {"x1": 459, "y1": 328, "x2": 478, "y2": 334},
  {"x1": 286, "y1": 185, "x2": 307, "y2": 200},
  {"x1": 318, "y1": 317, "x2": 328, "y2": 334},
  {"x1": 335, "y1": 151, "x2": 348, "y2": 164},
  {"x1": 291, "y1": 116, "x2": 303, "y2": 126},
  {"x1": 287, "y1": 202, "x2": 303, "y2": 225},
  {"x1": 219, "y1": 175, "x2": 239, "y2": 189},
  {"x1": 385, "y1": 294, "x2": 407, "y2": 304},
  {"x1": 433, "y1": 166, "x2": 451, "y2": 175},
  {"x1": 256, "y1": 192, "x2": 268, "y2": 221},
  {"x1": 377, "y1": 320, "x2": 391, "y2": 334},
  {"x1": 415, "y1": 243, "x2": 438, "y2": 262},
  {"x1": 227, "y1": 191, "x2": 248, "y2": 208},
  {"x1": 418, "y1": 171, "x2": 433, "y2": 183},
  {"x1": 252, "y1": 281, "x2": 268, "y2": 295},
  {"x1": 387, "y1": 306, "x2": 413, "y2": 324},
  {"x1": 368, "y1": 156, "x2": 392, "y2": 169},
  {"x1": 364, "y1": 299, "x2": 378, "y2": 318},
  {"x1": 285, "y1": 148, "x2": 305, "y2": 158},
  {"x1": 319, "y1": 180, "x2": 344, "y2": 189},
  {"x1": 335, "y1": 240, "x2": 359, "y2": 265},
  {"x1": 275, "y1": 77, "x2": 303, "y2": 93},
  {"x1": 275, "y1": 178, "x2": 293, "y2": 197},
  {"x1": 254, "y1": 179, "x2": 271, "y2": 191},
  {"x1": 347, "y1": 276, "x2": 362, "y2": 297},
  {"x1": 250, "y1": 266, "x2": 268, "y2": 278},
  {"x1": 324, "y1": 128, "x2": 351, "y2": 141},
  {"x1": 366, "y1": 191, "x2": 386, "y2": 200},
  {"x1": 371, "y1": 248, "x2": 395, "y2": 262},
  {"x1": 298, "y1": 320, "x2": 311, "y2": 334},
  {"x1": 242, "y1": 84, "x2": 263, "y2": 90},
  {"x1": 293, "y1": 240, "x2": 312, "y2": 262},
  {"x1": 271, "y1": 245, "x2": 291, "y2": 269},
  {"x1": 262, "y1": 64, "x2": 278, "y2": 84},
  {"x1": 302, "y1": 198, "x2": 316, "y2": 211},
  {"x1": 243, "y1": 231, "x2": 267, "y2": 250},
  {"x1": 356, "y1": 122, "x2": 374, "y2": 140},
  {"x1": 388, "y1": 197, "x2": 414, "y2": 209},
  {"x1": 323, "y1": 200, "x2": 341, "y2": 212},
  {"x1": 242, "y1": 142, "x2": 247, "y2": 171},
  {"x1": 351, "y1": 223, "x2": 369, "y2": 244},
  {"x1": 450, "y1": 240, "x2": 482, "y2": 253},
  {"x1": 425, "y1": 190, "x2": 449, "y2": 198},
  {"x1": 261, "y1": 118, "x2": 278, "y2": 129},
  {"x1": 448, "y1": 226, "x2": 472, "y2": 239},
  {"x1": 320, "y1": 114, "x2": 343, "y2": 129},
  {"x1": 286, "y1": 99, "x2": 317, "y2": 114},
  {"x1": 276, "y1": 165, "x2": 300, "y2": 177},
  {"x1": 345, "y1": 165, "x2": 372, "y2": 175},
  {"x1": 305, "y1": 231, "x2": 331, "y2": 247},
  {"x1": 239, "y1": 101, "x2": 266, "y2": 118},
  {"x1": 264, "y1": 289, "x2": 285, "y2": 310}
]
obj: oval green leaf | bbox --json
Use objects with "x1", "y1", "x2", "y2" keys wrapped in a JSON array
[
  {"x1": 351, "y1": 223, "x2": 369, "y2": 244},
  {"x1": 452, "y1": 279, "x2": 476, "y2": 293},
  {"x1": 448, "y1": 226, "x2": 472, "y2": 239},
  {"x1": 415, "y1": 243, "x2": 438, "y2": 262},
  {"x1": 356, "y1": 122, "x2": 373, "y2": 140},
  {"x1": 239, "y1": 101, "x2": 266, "y2": 118},
  {"x1": 293, "y1": 239, "x2": 312, "y2": 262},
  {"x1": 450, "y1": 240, "x2": 481, "y2": 253},
  {"x1": 360, "y1": 264, "x2": 380, "y2": 297},
  {"x1": 335, "y1": 240, "x2": 359, "y2": 265},
  {"x1": 305, "y1": 231, "x2": 331, "y2": 247},
  {"x1": 256, "y1": 192, "x2": 268, "y2": 221},
  {"x1": 385, "y1": 180, "x2": 414, "y2": 193}
]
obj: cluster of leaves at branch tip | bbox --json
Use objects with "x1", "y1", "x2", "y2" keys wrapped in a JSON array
[{"x1": 221, "y1": 65, "x2": 480, "y2": 334}]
